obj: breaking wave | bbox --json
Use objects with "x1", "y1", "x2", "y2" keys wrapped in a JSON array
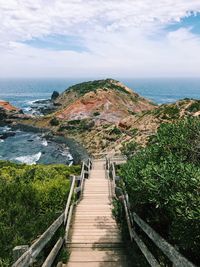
[
  {"x1": 41, "y1": 139, "x2": 48, "y2": 146},
  {"x1": 15, "y1": 152, "x2": 42, "y2": 165}
]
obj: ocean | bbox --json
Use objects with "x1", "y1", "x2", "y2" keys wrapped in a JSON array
[{"x1": 0, "y1": 77, "x2": 200, "y2": 165}]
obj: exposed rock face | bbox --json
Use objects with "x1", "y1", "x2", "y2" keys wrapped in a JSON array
[
  {"x1": 0, "y1": 100, "x2": 20, "y2": 112},
  {"x1": 0, "y1": 100, "x2": 23, "y2": 123},
  {"x1": 55, "y1": 79, "x2": 156, "y2": 124}
]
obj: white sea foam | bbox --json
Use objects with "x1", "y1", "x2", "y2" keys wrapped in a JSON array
[
  {"x1": 27, "y1": 99, "x2": 46, "y2": 105},
  {"x1": 2, "y1": 126, "x2": 11, "y2": 132},
  {"x1": 67, "y1": 154, "x2": 73, "y2": 161},
  {"x1": 61, "y1": 150, "x2": 69, "y2": 156},
  {"x1": 61, "y1": 150, "x2": 73, "y2": 165},
  {"x1": 24, "y1": 107, "x2": 32, "y2": 112},
  {"x1": 42, "y1": 139, "x2": 48, "y2": 146},
  {"x1": 0, "y1": 139, "x2": 4, "y2": 143},
  {"x1": 15, "y1": 152, "x2": 42, "y2": 165}
]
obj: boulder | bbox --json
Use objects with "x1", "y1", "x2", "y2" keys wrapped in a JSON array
[
  {"x1": 51, "y1": 91, "x2": 60, "y2": 101},
  {"x1": 0, "y1": 131, "x2": 16, "y2": 140}
]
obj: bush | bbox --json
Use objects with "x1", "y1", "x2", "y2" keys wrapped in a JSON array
[
  {"x1": 50, "y1": 117, "x2": 60, "y2": 126},
  {"x1": 187, "y1": 101, "x2": 200, "y2": 113},
  {"x1": 93, "y1": 111, "x2": 100, "y2": 116},
  {"x1": 154, "y1": 105, "x2": 180, "y2": 119},
  {"x1": 59, "y1": 119, "x2": 95, "y2": 132},
  {"x1": 0, "y1": 162, "x2": 80, "y2": 266},
  {"x1": 120, "y1": 141, "x2": 141, "y2": 159},
  {"x1": 119, "y1": 118, "x2": 200, "y2": 264},
  {"x1": 110, "y1": 127, "x2": 121, "y2": 135}
]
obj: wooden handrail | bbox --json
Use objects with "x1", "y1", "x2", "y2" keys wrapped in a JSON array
[
  {"x1": 12, "y1": 158, "x2": 92, "y2": 267},
  {"x1": 12, "y1": 213, "x2": 64, "y2": 267},
  {"x1": 132, "y1": 212, "x2": 196, "y2": 267},
  {"x1": 106, "y1": 157, "x2": 196, "y2": 267},
  {"x1": 64, "y1": 176, "x2": 76, "y2": 224},
  {"x1": 42, "y1": 237, "x2": 63, "y2": 267},
  {"x1": 122, "y1": 197, "x2": 160, "y2": 267}
]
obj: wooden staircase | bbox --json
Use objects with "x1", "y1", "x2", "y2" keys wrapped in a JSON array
[{"x1": 64, "y1": 159, "x2": 130, "y2": 267}]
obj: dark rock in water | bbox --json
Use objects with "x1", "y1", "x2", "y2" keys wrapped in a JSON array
[
  {"x1": 30, "y1": 99, "x2": 57, "y2": 115},
  {"x1": 27, "y1": 139, "x2": 34, "y2": 142},
  {"x1": 51, "y1": 91, "x2": 59, "y2": 101},
  {"x1": 0, "y1": 131, "x2": 16, "y2": 140}
]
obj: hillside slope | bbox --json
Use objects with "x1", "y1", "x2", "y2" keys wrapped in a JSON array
[{"x1": 54, "y1": 79, "x2": 156, "y2": 123}]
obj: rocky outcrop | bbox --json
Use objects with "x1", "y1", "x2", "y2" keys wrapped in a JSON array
[
  {"x1": 54, "y1": 79, "x2": 156, "y2": 124},
  {"x1": 51, "y1": 91, "x2": 59, "y2": 101},
  {"x1": 0, "y1": 100, "x2": 23, "y2": 124},
  {"x1": 0, "y1": 100, "x2": 21, "y2": 112}
]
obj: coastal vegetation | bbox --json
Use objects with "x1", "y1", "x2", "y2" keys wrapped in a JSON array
[
  {"x1": 0, "y1": 161, "x2": 80, "y2": 266},
  {"x1": 67, "y1": 79, "x2": 132, "y2": 96},
  {"x1": 119, "y1": 117, "x2": 200, "y2": 265}
]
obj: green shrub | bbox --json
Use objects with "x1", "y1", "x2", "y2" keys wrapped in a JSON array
[
  {"x1": 120, "y1": 141, "x2": 141, "y2": 159},
  {"x1": 50, "y1": 117, "x2": 60, "y2": 126},
  {"x1": 93, "y1": 111, "x2": 100, "y2": 116},
  {"x1": 67, "y1": 79, "x2": 131, "y2": 96},
  {"x1": 119, "y1": 118, "x2": 200, "y2": 264},
  {"x1": 187, "y1": 101, "x2": 200, "y2": 113},
  {"x1": 110, "y1": 127, "x2": 121, "y2": 135},
  {"x1": 60, "y1": 119, "x2": 95, "y2": 132},
  {"x1": 0, "y1": 162, "x2": 80, "y2": 266},
  {"x1": 154, "y1": 105, "x2": 180, "y2": 119}
]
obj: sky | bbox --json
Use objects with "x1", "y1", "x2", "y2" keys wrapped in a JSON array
[{"x1": 0, "y1": 0, "x2": 200, "y2": 78}]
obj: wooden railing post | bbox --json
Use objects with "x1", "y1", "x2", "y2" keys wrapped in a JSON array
[{"x1": 13, "y1": 245, "x2": 29, "y2": 262}]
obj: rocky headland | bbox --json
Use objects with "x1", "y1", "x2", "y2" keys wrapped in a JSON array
[{"x1": 1, "y1": 79, "x2": 200, "y2": 156}]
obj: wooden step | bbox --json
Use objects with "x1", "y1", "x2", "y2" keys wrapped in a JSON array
[
  {"x1": 71, "y1": 239, "x2": 122, "y2": 244},
  {"x1": 67, "y1": 243, "x2": 124, "y2": 249},
  {"x1": 65, "y1": 261, "x2": 130, "y2": 267},
  {"x1": 69, "y1": 250, "x2": 127, "y2": 262}
]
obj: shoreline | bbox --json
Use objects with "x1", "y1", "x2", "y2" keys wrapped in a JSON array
[{"x1": 8, "y1": 123, "x2": 89, "y2": 165}]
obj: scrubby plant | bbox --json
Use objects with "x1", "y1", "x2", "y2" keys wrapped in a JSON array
[
  {"x1": 59, "y1": 119, "x2": 95, "y2": 132},
  {"x1": 119, "y1": 118, "x2": 200, "y2": 264},
  {"x1": 50, "y1": 117, "x2": 60, "y2": 126},
  {"x1": 187, "y1": 100, "x2": 200, "y2": 113},
  {"x1": 0, "y1": 162, "x2": 80, "y2": 266},
  {"x1": 67, "y1": 79, "x2": 131, "y2": 96},
  {"x1": 120, "y1": 140, "x2": 141, "y2": 159},
  {"x1": 93, "y1": 111, "x2": 100, "y2": 116},
  {"x1": 110, "y1": 126, "x2": 121, "y2": 135},
  {"x1": 154, "y1": 105, "x2": 180, "y2": 120}
]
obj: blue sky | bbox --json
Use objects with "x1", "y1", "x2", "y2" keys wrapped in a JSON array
[
  {"x1": 166, "y1": 13, "x2": 200, "y2": 35},
  {"x1": 0, "y1": 1, "x2": 200, "y2": 78}
]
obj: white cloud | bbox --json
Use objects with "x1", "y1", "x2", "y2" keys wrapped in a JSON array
[{"x1": 0, "y1": 0, "x2": 200, "y2": 77}]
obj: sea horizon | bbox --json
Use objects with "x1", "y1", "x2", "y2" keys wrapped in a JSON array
[{"x1": 0, "y1": 77, "x2": 200, "y2": 112}]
